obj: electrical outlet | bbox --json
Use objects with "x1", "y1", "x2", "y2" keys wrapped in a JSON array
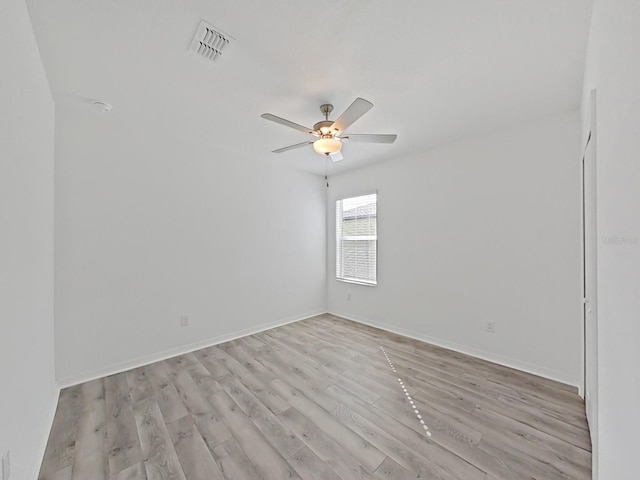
[
  {"x1": 2, "y1": 450, "x2": 10, "y2": 480},
  {"x1": 486, "y1": 321, "x2": 496, "y2": 333},
  {"x1": 180, "y1": 314, "x2": 190, "y2": 327}
]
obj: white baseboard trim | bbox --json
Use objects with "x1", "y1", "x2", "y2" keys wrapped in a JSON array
[
  {"x1": 57, "y1": 308, "x2": 580, "y2": 391},
  {"x1": 328, "y1": 310, "x2": 581, "y2": 390},
  {"x1": 57, "y1": 309, "x2": 326, "y2": 388}
]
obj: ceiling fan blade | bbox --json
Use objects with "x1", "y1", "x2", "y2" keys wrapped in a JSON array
[
  {"x1": 261, "y1": 113, "x2": 317, "y2": 135},
  {"x1": 330, "y1": 151, "x2": 344, "y2": 162},
  {"x1": 330, "y1": 97, "x2": 374, "y2": 134},
  {"x1": 340, "y1": 133, "x2": 397, "y2": 144},
  {"x1": 272, "y1": 141, "x2": 313, "y2": 153}
]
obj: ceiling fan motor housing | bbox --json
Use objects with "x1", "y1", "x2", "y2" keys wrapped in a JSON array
[
  {"x1": 313, "y1": 120, "x2": 334, "y2": 135},
  {"x1": 316, "y1": 103, "x2": 336, "y2": 134}
]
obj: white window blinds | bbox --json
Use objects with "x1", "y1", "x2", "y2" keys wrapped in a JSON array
[{"x1": 336, "y1": 193, "x2": 377, "y2": 285}]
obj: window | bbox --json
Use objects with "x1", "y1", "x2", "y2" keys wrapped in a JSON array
[{"x1": 336, "y1": 193, "x2": 377, "y2": 285}]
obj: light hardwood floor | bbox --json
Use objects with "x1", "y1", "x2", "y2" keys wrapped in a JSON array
[{"x1": 38, "y1": 314, "x2": 591, "y2": 480}]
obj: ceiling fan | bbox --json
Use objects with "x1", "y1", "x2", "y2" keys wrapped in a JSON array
[{"x1": 261, "y1": 98, "x2": 397, "y2": 162}]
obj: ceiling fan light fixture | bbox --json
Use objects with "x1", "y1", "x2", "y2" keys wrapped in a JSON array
[
  {"x1": 313, "y1": 137, "x2": 342, "y2": 155},
  {"x1": 261, "y1": 97, "x2": 397, "y2": 160}
]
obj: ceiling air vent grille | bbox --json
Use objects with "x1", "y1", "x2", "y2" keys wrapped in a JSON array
[{"x1": 189, "y1": 20, "x2": 232, "y2": 63}]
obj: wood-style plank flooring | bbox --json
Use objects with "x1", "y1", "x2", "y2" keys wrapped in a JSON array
[{"x1": 38, "y1": 314, "x2": 591, "y2": 479}]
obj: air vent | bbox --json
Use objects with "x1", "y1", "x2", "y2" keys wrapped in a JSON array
[{"x1": 189, "y1": 20, "x2": 232, "y2": 63}]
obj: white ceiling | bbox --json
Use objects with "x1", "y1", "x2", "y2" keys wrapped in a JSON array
[{"x1": 27, "y1": 0, "x2": 592, "y2": 175}]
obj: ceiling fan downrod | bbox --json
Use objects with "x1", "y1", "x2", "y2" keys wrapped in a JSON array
[{"x1": 319, "y1": 103, "x2": 333, "y2": 121}]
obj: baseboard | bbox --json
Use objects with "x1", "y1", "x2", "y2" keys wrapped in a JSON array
[
  {"x1": 57, "y1": 308, "x2": 580, "y2": 390},
  {"x1": 329, "y1": 310, "x2": 581, "y2": 390},
  {"x1": 57, "y1": 309, "x2": 326, "y2": 388}
]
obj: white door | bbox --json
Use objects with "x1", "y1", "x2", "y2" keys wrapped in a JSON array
[{"x1": 583, "y1": 89, "x2": 598, "y2": 476}]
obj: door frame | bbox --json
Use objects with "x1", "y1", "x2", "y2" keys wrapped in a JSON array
[{"x1": 581, "y1": 88, "x2": 598, "y2": 478}]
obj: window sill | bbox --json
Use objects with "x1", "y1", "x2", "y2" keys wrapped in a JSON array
[{"x1": 337, "y1": 278, "x2": 377, "y2": 287}]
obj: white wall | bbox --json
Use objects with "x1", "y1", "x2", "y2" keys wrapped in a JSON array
[
  {"x1": 328, "y1": 111, "x2": 582, "y2": 387},
  {"x1": 54, "y1": 107, "x2": 327, "y2": 385},
  {"x1": 582, "y1": 1, "x2": 640, "y2": 478},
  {"x1": 0, "y1": 0, "x2": 58, "y2": 478}
]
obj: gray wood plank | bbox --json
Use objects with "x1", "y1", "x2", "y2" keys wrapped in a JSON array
[
  {"x1": 125, "y1": 367, "x2": 155, "y2": 407},
  {"x1": 109, "y1": 462, "x2": 147, "y2": 480},
  {"x1": 256, "y1": 350, "x2": 340, "y2": 412},
  {"x1": 218, "y1": 374, "x2": 304, "y2": 459},
  {"x1": 165, "y1": 369, "x2": 213, "y2": 415},
  {"x1": 163, "y1": 353, "x2": 211, "y2": 378},
  {"x1": 373, "y1": 456, "x2": 420, "y2": 479},
  {"x1": 278, "y1": 407, "x2": 378, "y2": 480},
  {"x1": 329, "y1": 389, "x2": 486, "y2": 480},
  {"x1": 165, "y1": 415, "x2": 225, "y2": 480},
  {"x1": 349, "y1": 405, "x2": 484, "y2": 479},
  {"x1": 38, "y1": 386, "x2": 82, "y2": 479},
  {"x1": 271, "y1": 378, "x2": 386, "y2": 472},
  {"x1": 371, "y1": 391, "x2": 544, "y2": 480},
  {"x1": 206, "y1": 346, "x2": 290, "y2": 415},
  {"x1": 71, "y1": 379, "x2": 108, "y2": 480},
  {"x1": 207, "y1": 390, "x2": 302, "y2": 480},
  {"x1": 192, "y1": 348, "x2": 233, "y2": 380},
  {"x1": 40, "y1": 465, "x2": 73, "y2": 480},
  {"x1": 211, "y1": 437, "x2": 263, "y2": 480},
  {"x1": 286, "y1": 446, "x2": 343, "y2": 480},
  {"x1": 133, "y1": 400, "x2": 185, "y2": 480},
  {"x1": 223, "y1": 343, "x2": 277, "y2": 382},
  {"x1": 105, "y1": 373, "x2": 144, "y2": 477},
  {"x1": 143, "y1": 363, "x2": 189, "y2": 423},
  {"x1": 192, "y1": 411, "x2": 232, "y2": 449}
]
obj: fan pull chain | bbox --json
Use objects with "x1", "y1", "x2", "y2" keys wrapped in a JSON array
[{"x1": 324, "y1": 155, "x2": 329, "y2": 187}]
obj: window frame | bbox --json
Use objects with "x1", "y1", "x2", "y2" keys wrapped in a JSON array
[{"x1": 335, "y1": 192, "x2": 378, "y2": 287}]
